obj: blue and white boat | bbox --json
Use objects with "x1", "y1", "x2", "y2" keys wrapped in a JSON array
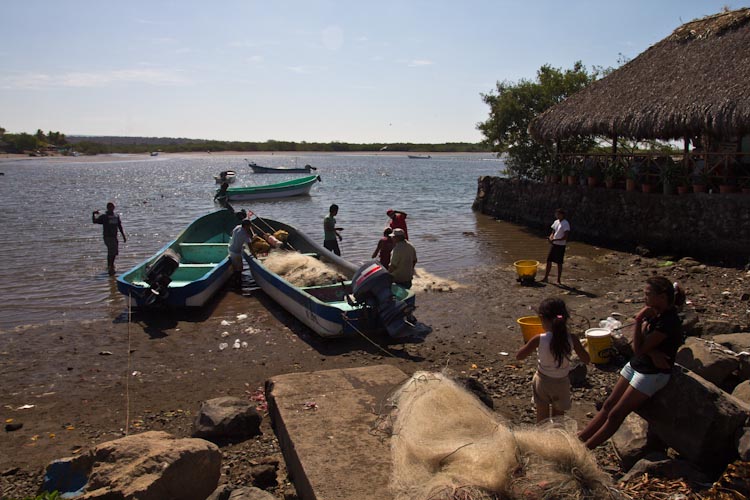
[
  {"x1": 116, "y1": 210, "x2": 238, "y2": 307},
  {"x1": 243, "y1": 217, "x2": 426, "y2": 340}
]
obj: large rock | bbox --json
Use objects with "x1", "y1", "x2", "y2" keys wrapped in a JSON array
[
  {"x1": 43, "y1": 431, "x2": 221, "y2": 500},
  {"x1": 618, "y1": 453, "x2": 710, "y2": 485},
  {"x1": 207, "y1": 485, "x2": 276, "y2": 500},
  {"x1": 713, "y1": 332, "x2": 750, "y2": 353},
  {"x1": 610, "y1": 413, "x2": 665, "y2": 471},
  {"x1": 676, "y1": 337, "x2": 740, "y2": 389},
  {"x1": 194, "y1": 396, "x2": 262, "y2": 440},
  {"x1": 734, "y1": 381, "x2": 750, "y2": 405},
  {"x1": 637, "y1": 365, "x2": 750, "y2": 474}
]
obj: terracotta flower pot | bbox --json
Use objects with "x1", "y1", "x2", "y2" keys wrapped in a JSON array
[
  {"x1": 605, "y1": 179, "x2": 616, "y2": 189},
  {"x1": 625, "y1": 179, "x2": 636, "y2": 192},
  {"x1": 676, "y1": 185, "x2": 690, "y2": 195},
  {"x1": 567, "y1": 175, "x2": 576, "y2": 186},
  {"x1": 692, "y1": 184, "x2": 707, "y2": 193},
  {"x1": 641, "y1": 183, "x2": 654, "y2": 193},
  {"x1": 587, "y1": 176, "x2": 598, "y2": 188},
  {"x1": 719, "y1": 184, "x2": 735, "y2": 194}
]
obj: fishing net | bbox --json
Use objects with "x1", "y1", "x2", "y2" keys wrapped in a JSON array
[
  {"x1": 413, "y1": 268, "x2": 465, "y2": 293},
  {"x1": 388, "y1": 372, "x2": 613, "y2": 500},
  {"x1": 262, "y1": 252, "x2": 346, "y2": 287}
]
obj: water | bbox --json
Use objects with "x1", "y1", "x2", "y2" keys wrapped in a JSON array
[{"x1": 0, "y1": 152, "x2": 562, "y2": 330}]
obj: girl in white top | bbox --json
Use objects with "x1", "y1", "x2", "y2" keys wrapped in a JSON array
[{"x1": 516, "y1": 298, "x2": 590, "y2": 423}]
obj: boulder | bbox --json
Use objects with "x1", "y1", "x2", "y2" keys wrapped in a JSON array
[
  {"x1": 739, "y1": 428, "x2": 750, "y2": 461},
  {"x1": 207, "y1": 485, "x2": 276, "y2": 500},
  {"x1": 618, "y1": 453, "x2": 710, "y2": 485},
  {"x1": 194, "y1": 396, "x2": 262, "y2": 440},
  {"x1": 250, "y1": 463, "x2": 278, "y2": 489},
  {"x1": 733, "y1": 381, "x2": 750, "y2": 405},
  {"x1": 43, "y1": 431, "x2": 221, "y2": 500},
  {"x1": 713, "y1": 332, "x2": 750, "y2": 353},
  {"x1": 610, "y1": 413, "x2": 667, "y2": 471},
  {"x1": 676, "y1": 337, "x2": 740, "y2": 389},
  {"x1": 637, "y1": 365, "x2": 750, "y2": 474},
  {"x1": 700, "y1": 319, "x2": 740, "y2": 337}
]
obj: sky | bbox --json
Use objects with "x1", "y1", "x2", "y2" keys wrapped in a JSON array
[{"x1": 1, "y1": 1, "x2": 747, "y2": 144}]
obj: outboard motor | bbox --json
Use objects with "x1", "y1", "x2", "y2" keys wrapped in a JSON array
[
  {"x1": 143, "y1": 249, "x2": 181, "y2": 303},
  {"x1": 351, "y1": 261, "x2": 420, "y2": 340}
]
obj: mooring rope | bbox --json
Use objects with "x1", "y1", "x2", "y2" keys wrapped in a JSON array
[
  {"x1": 340, "y1": 313, "x2": 397, "y2": 358},
  {"x1": 125, "y1": 293, "x2": 132, "y2": 435}
]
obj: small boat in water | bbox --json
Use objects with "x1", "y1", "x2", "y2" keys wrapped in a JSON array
[
  {"x1": 214, "y1": 170, "x2": 237, "y2": 184},
  {"x1": 226, "y1": 175, "x2": 320, "y2": 201},
  {"x1": 116, "y1": 210, "x2": 238, "y2": 307},
  {"x1": 150, "y1": 151, "x2": 159, "y2": 157},
  {"x1": 407, "y1": 154, "x2": 431, "y2": 159},
  {"x1": 243, "y1": 217, "x2": 429, "y2": 340},
  {"x1": 246, "y1": 159, "x2": 317, "y2": 174}
]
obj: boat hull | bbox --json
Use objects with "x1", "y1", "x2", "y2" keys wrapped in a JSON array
[
  {"x1": 116, "y1": 210, "x2": 238, "y2": 308},
  {"x1": 249, "y1": 163, "x2": 314, "y2": 174},
  {"x1": 227, "y1": 175, "x2": 320, "y2": 201},
  {"x1": 243, "y1": 218, "x2": 415, "y2": 338}
]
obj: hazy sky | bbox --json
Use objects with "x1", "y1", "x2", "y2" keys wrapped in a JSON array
[{"x1": 1, "y1": 1, "x2": 746, "y2": 143}]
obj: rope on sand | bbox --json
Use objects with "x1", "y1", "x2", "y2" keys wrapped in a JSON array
[{"x1": 125, "y1": 294, "x2": 132, "y2": 435}]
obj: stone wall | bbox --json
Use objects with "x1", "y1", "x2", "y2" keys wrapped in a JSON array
[{"x1": 473, "y1": 177, "x2": 750, "y2": 264}]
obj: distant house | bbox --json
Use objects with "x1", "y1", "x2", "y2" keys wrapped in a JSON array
[{"x1": 529, "y1": 8, "x2": 750, "y2": 190}]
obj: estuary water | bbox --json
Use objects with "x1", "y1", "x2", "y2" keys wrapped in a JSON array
[{"x1": 0, "y1": 152, "x2": 557, "y2": 330}]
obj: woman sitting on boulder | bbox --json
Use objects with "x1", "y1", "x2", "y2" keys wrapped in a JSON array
[{"x1": 578, "y1": 276, "x2": 683, "y2": 449}]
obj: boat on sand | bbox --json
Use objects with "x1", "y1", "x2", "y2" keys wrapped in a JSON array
[
  {"x1": 243, "y1": 216, "x2": 430, "y2": 341},
  {"x1": 116, "y1": 210, "x2": 238, "y2": 307}
]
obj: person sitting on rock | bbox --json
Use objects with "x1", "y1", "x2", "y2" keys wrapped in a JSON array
[{"x1": 578, "y1": 276, "x2": 683, "y2": 449}]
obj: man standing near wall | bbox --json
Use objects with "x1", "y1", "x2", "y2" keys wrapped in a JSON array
[{"x1": 542, "y1": 208, "x2": 570, "y2": 285}]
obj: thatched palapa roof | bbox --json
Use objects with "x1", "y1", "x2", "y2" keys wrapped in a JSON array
[{"x1": 529, "y1": 8, "x2": 750, "y2": 142}]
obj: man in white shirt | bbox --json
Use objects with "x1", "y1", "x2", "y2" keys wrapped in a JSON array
[{"x1": 542, "y1": 208, "x2": 570, "y2": 284}]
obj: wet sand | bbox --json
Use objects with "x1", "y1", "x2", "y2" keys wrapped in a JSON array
[{"x1": 2, "y1": 249, "x2": 749, "y2": 498}]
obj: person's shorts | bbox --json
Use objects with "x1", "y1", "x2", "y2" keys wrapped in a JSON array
[
  {"x1": 532, "y1": 371, "x2": 571, "y2": 411},
  {"x1": 104, "y1": 236, "x2": 119, "y2": 257},
  {"x1": 547, "y1": 244, "x2": 566, "y2": 264},
  {"x1": 323, "y1": 239, "x2": 341, "y2": 256},
  {"x1": 620, "y1": 362, "x2": 671, "y2": 397},
  {"x1": 228, "y1": 250, "x2": 243, "y2": 271}
]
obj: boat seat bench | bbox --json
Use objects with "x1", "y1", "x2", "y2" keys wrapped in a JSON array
[{"x1": 179, "y1": 242, "x2": 229, "y2": 264}]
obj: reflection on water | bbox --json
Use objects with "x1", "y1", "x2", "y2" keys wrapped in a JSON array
[{"x1": 0, "y1": 153, "x2": 602, "y2": 330}]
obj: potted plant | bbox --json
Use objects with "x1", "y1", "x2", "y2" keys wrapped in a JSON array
[
  {"x1": 691, "y1": 170, "x2": 709, "y2": 193},
  {"x1": 603, "y1": 161, "x2": 624, "y2": 189},
  {"x1": 625, "y1": 159, "x2": 641, "y2": 192},
  {"x1": 586, "y1": 159, "x2": 602, "y2": 188},
  {"x1": 658, "y1": 158, "x2": 681, "y2": 195},
  {"x1": 718, "y1": 175, "x2": 736, "y2": 194},
  {"x1": 676, "y1": 170, "x2": 691, "y2": 195}
]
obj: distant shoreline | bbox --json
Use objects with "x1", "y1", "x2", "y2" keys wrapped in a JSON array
[{"x1": 0, "y1": 150, "x2": 500, "y2": 163}]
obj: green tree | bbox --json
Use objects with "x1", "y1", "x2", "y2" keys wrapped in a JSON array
[
  {"x1": 4, "y1": 133, "x2": 40, "y2": 153},
  {"x1": 477, "y1": 62, "x2": 598, "y2": 180}
]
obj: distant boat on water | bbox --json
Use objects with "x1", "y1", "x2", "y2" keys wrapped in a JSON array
[
  {"x1": 407, "y1": 154, "x2": 431, "y2": 159},
  {"x1": 246, "y1": 159, "x2": 317, "y2": 174},
  {"x1": 150, "y1": 151, "x2": 159, "y2": 157},
  {"x1": 226, "y1": 175, "x2": 321, "y2": 201}
]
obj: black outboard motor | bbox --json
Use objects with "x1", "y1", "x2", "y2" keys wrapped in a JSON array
[
  {"x1": 143, "y1": 249, "x2": 181, "y2": 303},
  {"x1": 351, "y1": 261, "x2": 419, "y2": 340}
]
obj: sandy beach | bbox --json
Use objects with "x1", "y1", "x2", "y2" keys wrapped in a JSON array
[{"x1": 1, "y1": 246, "x2": 748, "y2": 498}]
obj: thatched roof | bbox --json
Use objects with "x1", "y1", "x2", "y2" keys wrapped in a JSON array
[{"x1": 529, "y1": 8, "x2": 750, "y2": 141}]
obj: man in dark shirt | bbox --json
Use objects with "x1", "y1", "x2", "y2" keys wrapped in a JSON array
[{"x1": 92, "y1": 202, "x2": 127, "y2": 275}]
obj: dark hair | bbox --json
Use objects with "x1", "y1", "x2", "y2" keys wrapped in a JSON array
[
  {"x1": 646, "y1": 276, "x2": 675, "y2": 306},
  {"x1": 383, "y1": 227, "x2": 393, "y2": 236},
  {"x1": 538, "y1": 297, "x2": 571, "y2": 367},
  {"x1": 555, "y1": 208, "x2": 565, "y2": 216},
  {"x1": 329, "y1": 204, "x2": 338, "y2": 213},
  {"x1": 241, "y1": 219, "x2": 253, "y2": 227},
  {"x1": 106, "y1": 202, "x2": 115, "y2": 210}
]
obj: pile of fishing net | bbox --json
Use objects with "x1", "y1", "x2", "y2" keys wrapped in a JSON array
[
  {"x1": 250, "y1": 230, "x2": 290, "y2": 255},
  {"x1": 388, "y1": 372, "x2": 613, "y2": 500},
  {"x1": 263, "y1": 252, "x2": 346, "y2": 287}
]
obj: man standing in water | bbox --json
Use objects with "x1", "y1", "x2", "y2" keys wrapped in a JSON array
[
  {"x1": 542, "y1": 208, "x2": 570, "y2": 284},
  {"x1": 92, "y1": 202, "x2": 127, "y2": 276},
  {"x1": 323, "y1": 204, "x2": 343, "y2": 256},
  {"x1": 389, "y1": 228, "x2": 417, "y2": 289}
]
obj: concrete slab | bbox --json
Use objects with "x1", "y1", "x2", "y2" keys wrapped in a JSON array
[{"x1": 265, "y1": 365, "x2": 408, "y2": 500}]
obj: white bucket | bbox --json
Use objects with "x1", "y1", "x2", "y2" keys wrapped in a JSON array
[{"x1": 585, "y1": 328, "x2": 613, "y2": 364}]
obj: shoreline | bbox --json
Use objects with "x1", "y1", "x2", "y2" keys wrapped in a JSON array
[{"x1": 1, "y1": 247, "x2": 749, "y2": 498}]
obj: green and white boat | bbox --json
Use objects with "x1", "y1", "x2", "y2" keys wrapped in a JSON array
[{"x1": 226, "y1": 175, "x2": 321, "y2": 201}]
